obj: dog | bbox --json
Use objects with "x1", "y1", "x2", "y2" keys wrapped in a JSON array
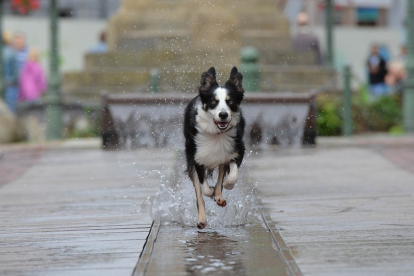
[{"x1": 183, "y1": 66, "x2": 245, "y2": 229}]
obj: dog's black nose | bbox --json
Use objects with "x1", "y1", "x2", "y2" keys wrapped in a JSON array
[{"x1": 219, "y1": 112, "x2": 228, "y2": 120}]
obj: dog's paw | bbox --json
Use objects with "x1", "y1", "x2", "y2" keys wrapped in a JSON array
[
  {"x1": 215, "y1": 196, "x2": 227, "y2": 207},
  {"x1": 197, "y1": 219, "x2": 207, "y2": 229}
]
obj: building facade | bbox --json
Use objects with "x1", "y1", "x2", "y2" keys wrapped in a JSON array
[
  {"x1": 284, "y1": 0, "x2": 406, "y2": 29},
  {"x1": 3, "y1": 0, "x2": 121, "y2": 19}
]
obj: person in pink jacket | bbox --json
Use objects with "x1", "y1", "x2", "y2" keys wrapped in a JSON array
[{"x1": 19, "y1": 49, "x2": 47, "y2": 101}]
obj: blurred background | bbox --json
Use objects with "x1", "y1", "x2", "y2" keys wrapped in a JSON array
[{"x1": 0, "y1": 0, "x2": 413, "y2": 145}]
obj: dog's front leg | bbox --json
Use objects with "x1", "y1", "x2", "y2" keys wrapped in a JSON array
[
  {"x1": 214, "y1": 164, "x2": 227, "y2": 207},
  {"x1": 192, "y1": 172, "x2": 207, "y2": 229},
  {"x1": 223, "y1": 162, "x2": 238, "y2": 190}
]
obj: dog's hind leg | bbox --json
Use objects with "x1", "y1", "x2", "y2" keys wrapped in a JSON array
[
  {"x1": 201, "y1": 182, "x2": 214, "y2": 197},
  {"x1": 223, "y1": 162, "x2": 238, "y2": 190},
  {"x1": 191, "y1": 172, "x2": 208, "y2": 229},
  {"x1": 214, "y1": 164, "x2": 227, "y2": 207}
]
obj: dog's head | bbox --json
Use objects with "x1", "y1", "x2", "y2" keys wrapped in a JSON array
[{"x1": 198, "y1": 67, "x2": 244, "y2": 132}]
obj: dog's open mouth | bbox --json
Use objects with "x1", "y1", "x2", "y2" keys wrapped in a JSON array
[{"x1": 215, "y1": 121, "x2": 229, "y2": 130}]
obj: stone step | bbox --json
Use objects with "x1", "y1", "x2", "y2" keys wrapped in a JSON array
[
  {"x1": 261, "y1": 65, "x2": 336, "y2": 91},
  {"x1": 83, "y1": 50, "x2": 317, "y2": 71},
  {"x1": 64, "y1": 66, "x2": 333, "y2": 89},
  {"x1": 63, "y1": 71, "x2": 149, "y2": 89},
  {"x1": 62, "y1": 87, "x2": 140, "y2": 103},
  {"x1": 63, "y1": 84, "x2": 322, "y2": 103},
  {"x1": 115, "y1": 30, "x2": 292, "y2": 53},
  {"x1": 62, "y1": 66, "x2": 335, "y2": 102}
]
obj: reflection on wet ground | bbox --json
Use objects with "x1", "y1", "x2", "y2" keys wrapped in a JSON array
[
  {"x1": 144, "y1": 210, "x2": 290, "y2": 276},
  {"x1": 184, "y1": 231, "x2": 245, "y2": 275}
]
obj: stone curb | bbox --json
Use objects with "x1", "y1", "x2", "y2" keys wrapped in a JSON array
[
  {"x1": 132, "y1": 220, "x2": 161, "y2": 276},
  {"x1": 0, "y1": 138, "x2": 101, "y2": 152},
  {"x1": 255, "y1": 195, "x2": 303, "y2": 276},
  {"x1": 317, "y1": 134, "x2": 414, "y2": 148}
]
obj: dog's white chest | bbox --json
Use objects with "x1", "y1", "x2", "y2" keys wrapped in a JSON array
[{"x1": 194, "y1": 130, "x2": 238, "y2": 169}]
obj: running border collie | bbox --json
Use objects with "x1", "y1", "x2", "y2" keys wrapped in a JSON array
[{"x1": 184, "y1": 67, "x2": 245, "y2": 229}]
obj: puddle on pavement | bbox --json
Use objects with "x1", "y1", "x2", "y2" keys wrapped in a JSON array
[{"x1": 145, "y1": 211, "x2": 289, "y2": 276}]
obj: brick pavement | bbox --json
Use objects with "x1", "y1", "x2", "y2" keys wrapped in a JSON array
[
  {"x1": 0, "y1": 146, "x2": 44, "y2": 187},
  {"x1": 318, "y1": 135, "x2": 414, "y2": 174},
  {"x1": 379, "y1": 148, "x2": 414, "y2": 174}
]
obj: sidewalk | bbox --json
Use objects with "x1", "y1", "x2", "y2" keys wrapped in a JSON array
[
  {"x1": 0, "y1": 140, "x2": 175, "y2": 276},
  {"x1": 249, "y1": 135, "x2": 414, "y2": 275}
]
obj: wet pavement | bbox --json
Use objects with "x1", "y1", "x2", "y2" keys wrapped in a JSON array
[
  {"x1": 0, "y1": 142, "x2": 174, "y2": 276},
  {"x1": 249, "y1": 136, "x2": 414, "y2": 276},
  {"x1": 1, "y1": 135, "x2": 414, "y2": 275}
]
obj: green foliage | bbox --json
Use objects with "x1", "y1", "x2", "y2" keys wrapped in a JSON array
[
  {"x1": 67, "y1": 106, "x2": 101, "y2": 139},
  {"x1": 359, "y1": 83, "x2": 370, "y2": 105},
  {"x1": 316, "y1": 94, "x2": 342, "y2": 136},
  {"x1": 356, "y1": 95, "x2": 402, "y2": 132},
  {"x1": 316, "y1": 92, "x2": 402, "y2": 136},
  {"x1": 69, "y1": 127, "x2": 99, "y2": 139},
  {"x1": 389, "y1": 125, "x2": 404, "y2": 135}
]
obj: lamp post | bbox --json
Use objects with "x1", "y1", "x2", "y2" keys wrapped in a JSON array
[
  {"x1": 404, "y1": 0, "x2": 414, "y2": 132},
  {"x1": 240, "y1": 46, "x2": 260, "y2": 92},
  {"x1": 342, "y1": 65, "x2": 353, "y2": 136},
  {"x1": 46, "y1": 0, "x2": 62, "y2": 140},
  {"x1": 0, "y1": 0, "x2": 4, "y2": 100},
  {"x1": 325, "y1": 0, "x2": 334, "y2": 69}
]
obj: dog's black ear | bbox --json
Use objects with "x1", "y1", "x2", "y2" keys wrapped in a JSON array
[
  {"x1": 225, "y1": 67, "x2": 245, "y2": 100},
  {"x1": 207, "y1": 67, "x2": 216, "y2": 77},
  {"x1": 198, "y1": 67, "x2": 218, "y2": 96}
]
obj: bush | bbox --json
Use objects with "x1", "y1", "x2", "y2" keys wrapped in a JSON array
[
  {"x1": 355, "y1": 95, "x2": 402, "y2": 132},
  {"x1": 67, "y1": 106, "x2": 101, "y2": 139},
  {"x1": 316, "y1": 94, "x2": 342, "y2": 136},
  {"x1": 316, "y1": 93, "x2": 402, "y2": 136}
]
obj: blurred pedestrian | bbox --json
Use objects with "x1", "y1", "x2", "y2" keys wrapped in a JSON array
[
  {"x1": 367, "y1": 44, "x2": 388, "y2": 97},
  {"x1": 19, "y1": 49, "x2": 47, "y2": 102},
  {"x1": 12, "y1": 32, "x2": 29, "y2": 74},
  {"x1": 88, "y1": 31, "x2": 108, "y2": 53},
  {"x1": 2, "y1": 31, "x2": 19, "y2": 112},
  {"x1": 385, "y1": 45, "x2": 406, "y2": 95},
  {"x1": 379, "y1": 45, "x2": 391, "y2": 63},
  {"x1": 291, "y1": 12, "x2": 322, "y2": 65}
]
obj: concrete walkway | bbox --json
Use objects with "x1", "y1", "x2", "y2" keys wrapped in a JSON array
[
  {"x1": 249, "y1": 136, "x2": 414, "y2": 276},
  {"x1": 1, "y1": 135, "x2": 414, "y2": 275}
]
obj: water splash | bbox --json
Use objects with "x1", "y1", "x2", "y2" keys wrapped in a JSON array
[
  {"x1": 150, "y1": 153, "x2": 255, "y2": 228},
  {"x1": 108, "y1": 102, "x2": 309, "y2": 150}
]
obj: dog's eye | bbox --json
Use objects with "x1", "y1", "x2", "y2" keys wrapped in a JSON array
[
  {"x1": 229, "y1": 101, "x2": 233, "y2": 105},
  {"x1": 211, "y1": 100, "x2": 216, "y2": 105}
]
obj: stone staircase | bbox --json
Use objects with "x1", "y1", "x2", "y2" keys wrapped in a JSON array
[
  {"x1": 61, "y1": 0, "x2": 335, "y2": 103},
  {"x1": 63, "y1": 50, "x2": 335, "y2": 102}
]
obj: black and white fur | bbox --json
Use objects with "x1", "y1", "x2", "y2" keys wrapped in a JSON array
[{"x1": 184, "y1": 67, "x2": 245, "y2": 229}]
